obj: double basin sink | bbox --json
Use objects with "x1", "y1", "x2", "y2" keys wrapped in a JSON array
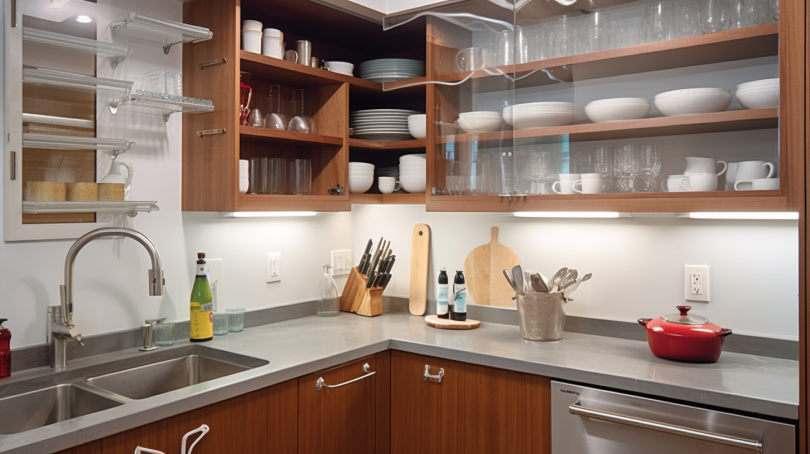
[{"x1": 0, "y1": 345, "x2": 268, "y2": 436}]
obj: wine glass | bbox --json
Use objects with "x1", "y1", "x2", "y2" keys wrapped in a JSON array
[{"x1": 614, "y1": 144, "x2": 639, "y2": 193}]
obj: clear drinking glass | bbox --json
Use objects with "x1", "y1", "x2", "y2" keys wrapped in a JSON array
[
  {"x1": 213, "y1": 312, "x2": 229, "y2": 336},
  {"x1": 291, "y1": 159, "x2": 312, "y2": 195},
  {"x1": 637, "y1": 145, "x2": 661, "y2": 192},
  {"x1": 579, "y1": 11, "x2": 609, "y2": 54},
  {"x1": 770, "y1": 0, "x2": 779, "y2": 21},
  {"x1": 264, "y1": 85, "x2": 287, "y2": 130},
  {"x1": 614, "y1": 144, "x2": 639, "y2": 193},
  {"x1": 266, "y1": 157, "x2": 287, "y2": 194},
  {"x1": 728, "y1": 0, "x2": 747, "y2": 29},
  {"x1": 644, "y1": 2, "x2": 675, "y2": 42},
  {"x1": 226, "y1": 308, "x2": 245, "y2": 332},
  {"x1": 592, "y1": 146, "x2": 614, "y2": 193},
  {"x1": 288, "y1": 89, "x2": 315, "y2": 133},
  {"x1": 154, "y1": 322, "x2": 174, "y2": 346},
  {"x1": 318, "y1": 265, "x2": 340, "y2": 316},
  {"x1": 744, "y1": 0, "x2": 772, "y2": 26},
  {"x1": 676, "y1": 1, "x2": 702, "y2": 38},
  {"x1": 248, "y1": 157, "x2": 262, "y2": 194},
  {"x1": 700, "y1": 0, "x2": 732, "y2": 33}
]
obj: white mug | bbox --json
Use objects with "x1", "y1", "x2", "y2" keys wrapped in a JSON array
[
  {"x1": 552, "y1": 174, "x2": 580, "y2": 195},
  {"x1": 378, "y1": 177, "x2": 401, "y2": 194},
  {"x1": 680, "y1": 173, "x2": 718, "y2": 192},
  {"x1": 725, "y1": 162, "x2": 739, "y2": 190},
  {"x1": 662, "y1": 175, "x2": 687, "y2": 192},
  {"x1": 572, "y1": 173, "x2": 603, "y2": 194},
  {"x1": 735, "y1": 178, "x2": 779, "y2": 191},
  {"x1": 735, "y1": 160, "x2": 776, "y2": 181},
  {"x1": 684, "y1": 157, "x2": 727, "y2": 176}
]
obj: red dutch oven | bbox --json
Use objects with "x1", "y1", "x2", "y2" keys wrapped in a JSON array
[{"x1": 638, "y1": 306, "x2": 732, "y2": 363}]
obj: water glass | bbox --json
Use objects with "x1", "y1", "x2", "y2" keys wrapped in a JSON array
[
  {"x1": 744, "y1": 0, "x2": 772, "y2": 26},
  {"x1": 729, "y1": 0, "x2": 747, "y2": 29},
  {"x1": 610, "y1": 6, "x2": 644, "y2": 49},
  {"x1": 636, "y1": 145, "x2": 661, "y2": 192},
  {"x1": 290, "y1": 159, "x2": 312, "y2": 195},
  {"x1": 213, "y1": 312, "x2": 229, "y2": 336},
  {"x1": 546, "y1": 16, "x2": 569, "y2": 59},
  {"x1": 676, "y1": 1, "x2": 702, "y2": 38},
  {"x1": 226, "y1": 308, "x2": 245, "y2": 332},
  {"x1": 591, "y1": 146, "x2": 614, "y2": 193},
  {"x1": 446, "y1": 175, "x2": 469, "y2": 195},
  {"x1": 495, "y1": 30, "x2": 514, "y2": 66},
  {"x1": 578, "y1": 11, "x2": 609, "y2": 54},
  {"x1": 644, "y1": 2, "x2": 676, "y2": 42},
  {"x1": 154, "y1": 322, "x2": 174, "y2": 346},
  {"x1": 248, "y1": 157, "x2": 263, "y2": 194},
  {"x1": 265, "y1": 157, "x2": 287, "y2": 194},
  {"x1": 770, "y1": 0, "x2": 778, "y2": 21},
  {"x1": 700, "y1": 0, "x2": 732, "y2": 33},
  {"x1": 614, "y1": 144, "x2": 639, "y2": 193},
  {"x1": 515, "y1": 24, "x2": 532, "y2": 64}
]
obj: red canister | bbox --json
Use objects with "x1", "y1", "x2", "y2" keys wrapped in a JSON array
[{"x1": 0, "y1": 319, "x2": 10, "y2": 380}]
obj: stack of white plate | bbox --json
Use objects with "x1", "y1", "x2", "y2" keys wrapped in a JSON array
[
  {"x1": 350, "y1": 109, "x2": 422, "y2": 141},
  {"x1": 399, "y1": 154, "x2": 426, "y2": 193},
  {"x1": 503, "y1": 102, "x2": 576, "y2": 129},
  {"x1": 736, "y1": 78, "x2": 779, "y2": 109},
  {"x1": 654, "y1": 88, "x2": 732, "y2": 116},
  {"x1": 349, "y1": 162, "x2": 374, "y2": 193},
  {"x1": 359, "y1": 59, "x2": 425, "y2": 82},
  {"x1": 584, "y1": 98, "x2": 651, "y2": 123}
]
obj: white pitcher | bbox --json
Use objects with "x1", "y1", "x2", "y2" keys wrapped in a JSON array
[{"x1": 100, "y1": 159, "x2": 134, "y2": 187}]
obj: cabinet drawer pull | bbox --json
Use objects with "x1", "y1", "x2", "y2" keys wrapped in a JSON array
[
  {"x1": 423, "y1": 364, "x2": 444, "y2": 383},
  {"x1": 11, "y1": 0, "x2": 17, "y2": 28},
  {"x1": 316, "y1": 363, "x2": 375, "y2": 391},
  {"x1": 569, "y1": 403, "x2": 763, "y2": 452},
  {"x1": 10, "y1": 151, "x2": 16, "y2": 181},
  {"x1": 199, "y1": 58, "x2": 227, "y2": 69},
  {"x1": 197, "y1": 128, "x2": 226, "y2": 138}
]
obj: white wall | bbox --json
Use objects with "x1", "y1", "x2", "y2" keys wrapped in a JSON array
[
  {"x1": 1, "y1": 0, "x2": 353, "y2": 349},
  {"x1": 352, "y1": 205, "x2": 799, "y2": 340}
]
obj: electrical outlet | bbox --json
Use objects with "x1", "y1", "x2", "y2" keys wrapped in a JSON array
[
  {"x1": 684, "y1": 265, "x2": 709, "y2": 302},
  {"x1": 331, "y1": 250, "x2": 352, "y2": 276},
  {"x1": 266, "y1": 253, "x2": 281, "y2": 283}
]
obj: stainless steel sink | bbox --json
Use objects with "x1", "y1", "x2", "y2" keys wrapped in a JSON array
[
  {"x1": 0, "y1": 384, "x2": 124, "y2": 435},
  {"x1": 85, "y1": 348, "x2": 268, "y2": 400}
]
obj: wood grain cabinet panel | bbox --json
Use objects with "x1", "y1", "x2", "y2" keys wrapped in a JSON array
[{"x1": 391, "y1": 351, "x2": 551, "y2": 454}]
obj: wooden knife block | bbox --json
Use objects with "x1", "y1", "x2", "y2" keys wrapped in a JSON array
[{"x1": 339, "y1": 267, "x2": 383, "y2": 317}]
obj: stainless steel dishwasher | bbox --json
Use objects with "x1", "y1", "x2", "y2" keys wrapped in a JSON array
[{"x1": 551, "y1": 381, "x2": 795, "y2": 454}]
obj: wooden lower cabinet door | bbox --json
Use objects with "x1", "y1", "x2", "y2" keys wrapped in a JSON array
[
  {"x1": 391, "y1": 351, "x2": 444, "y2": 454},
  {"x1": 298, "y1": 354, "x2": 380, "y2": 454},
  {"x1": 57, "y1": 379, "x2": 298, "y2": 454}
]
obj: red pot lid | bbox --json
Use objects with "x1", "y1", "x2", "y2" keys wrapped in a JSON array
[{"x1": 661, "y1": 306, "x2": 709, "y2": 325}]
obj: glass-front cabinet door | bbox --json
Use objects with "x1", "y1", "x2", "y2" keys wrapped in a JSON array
[
  {"x1": 386, "y1": 0, "x2": 802, "y2": 213},
  {"x1": 3, "y1": 0, "x2": 158, "y2": 241}
]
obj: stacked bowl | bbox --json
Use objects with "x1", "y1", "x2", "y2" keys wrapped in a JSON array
[
  {"x1": 408, "y1": 114, "x2": 426, "y2": 139},
  {"x1": 503, "y1": 102, "x2": 576, "y2": 129},
  {"x1": 239, "y1": 159, "x2": 249, "y2": 193},
  {"x1": 359, "y1": 59, "x2": 425, "y2": 82},
  {"x1": 654, "y1": 88, "x2": 732, "y2": 116},
  {"x1": 458, "y1": 111, "x2": 504, "y2": 133},
  {"x1": 399, "y1": 154, "x2": 426, "y2": 193},
  {"x1": 736, "y1": 78, "x2": 779, "y2": 109},
  {"x1": 349, "y1": 162, "x2": 374, "y2": 193},
  {"x1": 584, "y1": 98, "x2": 651, "y2": 123}
]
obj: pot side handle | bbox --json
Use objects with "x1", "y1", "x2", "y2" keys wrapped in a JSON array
[
  {"x1": 637, "y1": 318, "x2": 652, "y2": 327},
  {"x1": 721, "y1": 328, "x2": 733, "y2": 337}
]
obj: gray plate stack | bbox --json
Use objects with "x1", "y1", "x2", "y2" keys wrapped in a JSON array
[{"x1": 359, "y1": 59, "x2": 425, "y2": 82}]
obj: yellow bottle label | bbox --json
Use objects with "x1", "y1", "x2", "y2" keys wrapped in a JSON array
[{"x1": 190, "y1": 301, "x2": 213, "y2": 340}]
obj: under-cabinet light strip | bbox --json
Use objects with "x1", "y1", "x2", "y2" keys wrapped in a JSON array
[
  {"x1": 220, "y1": 212, "x2": 319, "y2": 218},
  {"x1": 689, "y1": 212, "x2": 799, "y2": 220},
  {"x1": 513, "y1": 212, "x2": 622, "y2": 219}
]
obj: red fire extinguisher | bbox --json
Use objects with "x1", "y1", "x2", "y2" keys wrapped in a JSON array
[{"x1": 0, "y1": 319, "x2": 11, "y2": 380}]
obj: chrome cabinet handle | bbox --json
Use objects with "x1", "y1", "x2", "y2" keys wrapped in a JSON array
[
  {"x1": 316, "y1": 363, "x2": 376, "y2": 391},
  {"x1": 11, "y1": 0, "x2": 17, "y2": 28},
  {"x1": 423, "y1": 364, "x2": 444, "y2": 383},
  {"x1": 569, "y1": 403, "x2": 763, "y2": 453}
]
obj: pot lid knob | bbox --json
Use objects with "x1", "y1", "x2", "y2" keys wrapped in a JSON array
[
  {"x1": 677, "y1": 306, "x2": 691, "y2": 316},
  {"x1": 663, "y1": 305, "x2": 708, "y2": 325}
]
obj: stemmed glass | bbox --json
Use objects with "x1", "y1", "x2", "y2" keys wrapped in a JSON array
[
  {"x1": 614, "y1": 144, "x2": 639, "y2": 193},
  {"x1": 637, "y1": 145, "x2": 661, "y2": 192}
]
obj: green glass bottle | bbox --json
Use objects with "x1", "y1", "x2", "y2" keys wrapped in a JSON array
[{"x1": 189, "y1": 252, "x2": 213, "y2": 342}]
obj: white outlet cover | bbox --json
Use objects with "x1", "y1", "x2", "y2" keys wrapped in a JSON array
[
  {"x1": 267, "y1": 253, "x2": 281, "y2": 283},
  {"x1": 684, "y1": 265, "x2": 709, "y2": 302}
]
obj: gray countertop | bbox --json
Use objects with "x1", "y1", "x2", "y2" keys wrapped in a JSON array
[{"x1": 0, "y1": 312, "x2": 799, "y2": 453}]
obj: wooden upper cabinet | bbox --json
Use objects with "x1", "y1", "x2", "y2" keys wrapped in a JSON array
[
  {"x1": 298, "y1": 354, "x2": 384, "y2": 454},
  {"x1": 419, "y1": 0, "x2": 805, "y2": 213},
  {"x1": 391, "y1": 351, "x2": 551, "y2": 454}
]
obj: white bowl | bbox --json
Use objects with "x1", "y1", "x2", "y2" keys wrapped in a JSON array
[
  {"x1": 400, "y1": 154, "x2": 426, "y2": 162},
  {"x1": 457, "y1": 112, "x2": 503, "y2": 133},
  {"x1": 737, "y1": 78, "x2": 779, "y2": 91},
  {"x1": 654, "y1": 89, "x2": 732, "y2": 116},
  {"x1": 349, "y1": 175, "x2": 374, "y2": 193},
  {"x1": 655, "y1": 88, "x2": 731, "y2": 99},
  {"x1": 399, "y1": 168, "x2": 426, "y2": 175},
  {"x1": 239, "y1": 179, "x2": 249, "y2": 194},
  {"x1": 400, "y1": 175, "x2": 426, "y2": 193},
  {"x1": 242, "y1": 20, "x2": 263, "y2": 31},
  {"x1": 736, "y1": 86, "x2": 779, "y2": 109},
  {"x1": 510, "y1": 111, "x2": 576, "y2": 129},
  {"x1": 349, "y1": 162, "x2": 375, "y2": 169},
  {"x1": 585, "y1": 98, "x2": 651, "y2": 123},
  {"x1": 325, "y1": 61, "x2": 354, "y2": 76}
]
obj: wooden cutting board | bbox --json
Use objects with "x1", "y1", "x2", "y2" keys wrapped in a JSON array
[
  {"x1": 463, "y1": 226, "x2": 520, "y2": 307},
  {"x1": 409, "y1": 224, "x2": 431, "y2": 315},
  {"x1": 425, "y1": 315, "x2": 480, "y2": 330}
]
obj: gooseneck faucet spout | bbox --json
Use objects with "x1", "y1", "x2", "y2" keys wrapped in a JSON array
[{"x1": 50, "y1": 227, "x2": 165, "y2": 369}]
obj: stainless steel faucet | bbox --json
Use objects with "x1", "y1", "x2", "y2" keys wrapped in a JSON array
[{"x1": 49, "y1": 228, "x2": 165, "y2": 369}]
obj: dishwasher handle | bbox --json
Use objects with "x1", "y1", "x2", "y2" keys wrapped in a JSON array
[
  {"x1": 316, "y1": 363, "x2": 376, "y2": 391},
  {"x1": 569, "y1": 403, "x2": 763, "y2": 453}
]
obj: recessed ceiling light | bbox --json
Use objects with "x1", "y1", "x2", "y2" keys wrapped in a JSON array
[{"x1": 76, "y1": 15, "x2": 93, "y2": 24}]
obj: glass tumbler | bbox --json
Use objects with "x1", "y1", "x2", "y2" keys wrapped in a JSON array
[
  {"x1": 213, "y1": 312, "x2": 229, "y2": 336},
  {"x1": 226, "y1": 308, "x2": 245, "y2": 332},
  {"x1": 592, "y1": 146, "x2": 614, "y2": 193},
  {"x1": 291, "y1": 159, "x2": 312, "y2": 195},
  {"x1": 644, "y1": 2, "x2": 675, "y2": 42},
  {"x1": 248, "y1": 157, "x2": 263, "y2": 194},
  {"x1": 265, "y1": 157, "x2": 287, "y2": 194},
  {"x1": 700, "y1": 0, "x2": 732, "y2": 33},
  {"x1": 636, "y1": 145, "x2": 661, "y2": 192},
  {"x1": 676, "y1": 1, "x2": 702, "y2": 38},
  {"x1": 154, "y1": 322, "x2": 175, "y2": 346},
  {"x1": 743, "y1": 0, "x2": 772, "y2": 26},
  {"x1": 614, "y1": 144, "x2": 639, "y2": 193}
]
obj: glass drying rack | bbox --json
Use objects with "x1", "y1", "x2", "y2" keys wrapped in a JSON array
[
  {"x1": 22, "y1": 27, "x2": 132, "y2": 69},
  {"x1": 23, "y1": 68, "x2": 134, "y2": 113},
  {"x1": 110, "y1": 12, "x2": 213, "y2": 55}
]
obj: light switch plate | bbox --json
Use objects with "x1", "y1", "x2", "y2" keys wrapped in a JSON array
[
  {"x1": 266, "y1": 253, "x2": 281, "y2": 283},
  {"x1": 331, "y1": 250, "x2": 352, "y2": 275}
]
